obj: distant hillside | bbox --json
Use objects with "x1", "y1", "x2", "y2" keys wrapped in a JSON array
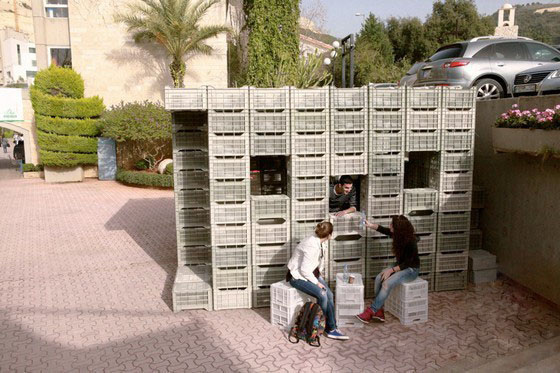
[{"x1": 492, "y1": 2, "x2": 560, "y2": 45}]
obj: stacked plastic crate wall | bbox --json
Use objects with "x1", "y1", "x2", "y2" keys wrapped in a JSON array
[{"x1": 329, "y1": 212, "x2": 366, "y2": 287}]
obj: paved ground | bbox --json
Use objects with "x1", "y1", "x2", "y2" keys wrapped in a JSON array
[
  {"x1": 1, "y1": 178, "x2": 560, "y2": 372},
  {"x1": 0, "y1": 148, "x2": 21, "y2": 180}
]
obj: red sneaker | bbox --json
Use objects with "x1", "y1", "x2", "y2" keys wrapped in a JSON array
[
  {"x1": 371, "y1": 308, "x2": 385, "y2": 322},
  {"x1": 356, "y1": 307, "x2": 374, "y2": 324}
]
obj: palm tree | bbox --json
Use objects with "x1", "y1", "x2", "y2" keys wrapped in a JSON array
[{"x1": 115, "y1": 0, "x2": 230, "y2": 88}]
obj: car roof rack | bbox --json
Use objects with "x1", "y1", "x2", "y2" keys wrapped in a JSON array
[{"x1": 469, "y1": 36, "x2": 533, "y2": 42}]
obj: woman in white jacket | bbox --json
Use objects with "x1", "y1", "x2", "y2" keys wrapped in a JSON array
[{"x1": 286, "y1": 221, "x2": 349, "y2": 340}]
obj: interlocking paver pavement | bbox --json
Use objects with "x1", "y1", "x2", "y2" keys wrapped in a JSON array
[{"x1": 1, "y1": 178, "x2": 560, "y2": 372}]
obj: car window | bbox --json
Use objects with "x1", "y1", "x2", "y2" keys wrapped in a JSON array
[
  {"x1": 492, "y1": 42, "x2": 528, "y2": 61},
  {"x1": 526, "y1": 43, "x2": 560, "y2": 62},
  {"x1": 473, "y1": 45, "x2": 493, "y2": 59},
  {"x1": 428, "y1": 44, "x2": 464, "y2": 61}
]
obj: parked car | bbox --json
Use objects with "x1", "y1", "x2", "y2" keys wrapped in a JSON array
[
  {"x1": 414, "y1": 36, "x2": 560, "y2": 99},
  {"x1": 399, "y1": 62, "x2": 425, "y2": 87},
  {"x1": 513, "y1": 62, "x2": 560, "y2": 96}
]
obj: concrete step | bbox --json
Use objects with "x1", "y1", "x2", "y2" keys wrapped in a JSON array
[{"x1": 513, "y1": 352, "x2": 560, "y2": 373}]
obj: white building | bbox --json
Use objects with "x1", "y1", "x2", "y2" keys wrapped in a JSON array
[{"x1": 0, "y1": 29, "x2": 37, "y2": 85}]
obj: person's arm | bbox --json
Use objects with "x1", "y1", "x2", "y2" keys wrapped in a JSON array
[
  {"x1": 336, "y1": 188, "x2": 358, "y2": 216},
  {"x1": 381, "y1": 265, "x2": 401, "y2": 281},
  {"x1": 300, "y1": 242, "x2": 320, "y2": 285}
]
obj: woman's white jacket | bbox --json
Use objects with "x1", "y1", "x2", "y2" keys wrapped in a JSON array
[{"x1": 287, "y1": 235, "x2": 326, "y2": 285}]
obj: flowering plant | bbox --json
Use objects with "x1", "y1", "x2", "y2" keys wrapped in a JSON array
[{"x1": 495, "y1": 104, "x2": 560, "y2": 130}]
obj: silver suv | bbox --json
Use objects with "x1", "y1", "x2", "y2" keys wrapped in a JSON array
[{"x1": 414, "y1": 36, "x2": 560, "y2": 99}]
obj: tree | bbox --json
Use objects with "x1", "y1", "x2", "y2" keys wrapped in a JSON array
[
  {"x1": 115, "y1": 0, "x2": 230, "y2": 88},
  {"x1": 386, "y1": 17, "x2": 431, "y2": 63}
]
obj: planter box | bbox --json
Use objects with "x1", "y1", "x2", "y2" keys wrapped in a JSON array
[
  {"x1": 23, "y1": 171, "x2": 44, "y2": 179},
  {"x1": 44, "y1": 166, "x2": 84, "y2": 183},
  {"x1": 492, "y1": 127, "x2": 560, "y2": 156}
]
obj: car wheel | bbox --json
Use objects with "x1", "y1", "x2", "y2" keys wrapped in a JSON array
[{"x1": 475, "y1": 79, "x2": 504, "y2": 100}]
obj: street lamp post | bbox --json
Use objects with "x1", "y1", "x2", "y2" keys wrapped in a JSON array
[{"x1": 340, "y1": 34, "x2": 355, "y2": 88}]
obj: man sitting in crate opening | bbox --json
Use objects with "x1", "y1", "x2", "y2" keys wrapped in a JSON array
[{"x1": 329, "y1": 175, "x2": 357, "y2": 217}]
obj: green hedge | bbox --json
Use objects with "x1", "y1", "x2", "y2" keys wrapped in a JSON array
[
  {"x1": 23, "y1": 163, "x2": 44, "y2": 172},
  {"x1": 30, "y1": 87, "x2": 104, "y2": 118},
  {"x1": 164, "y1": 163, "x2": 173, "y2": 175},
  {"x1": 33, "y1": 66, "x2": 84, "y2": 98},
  {"x1": 36, "y1": 115, "x2": 100, "y2": 137},
  {"x1": 37, "y1": 131, "x2": 97, "y2": 154},
  {"x1": 39, "y1": 149, "x2": 98, "y2": 167},
  {"x1": 116, "y1": 169, "x2": 174, "y2": 188}
]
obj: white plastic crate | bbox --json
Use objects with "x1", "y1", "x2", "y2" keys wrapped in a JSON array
[
  {"x1": 173, "y1": 111, "x2": 207, "y2": 131},
  {"x1": 253, "y1": 265, "x2": 287, "y2": 287},
  {"x1": 369, "y1": 154, "x2": 404, "y2": 175},
  {"x1": 420, "y1": 273, "x2": 435, "y2": 292},
  {"x1": 386, "y1": 277, "x2": 428, "y2": 301},
  {"x1": 213, "y1": 288, "x2": 252, "y2": 310},
  {"x1": 335, "y1": 273, "x2": 364, "y2": 303},
  {"x1": 178, "y1": 227, "x2": 211, "y2": 247},
  {"x1": 407, "y1": 87, "x2": 441, "y2": 109},
  {"x1": 330, "y1": 259, "x2": 365, "y2": 281},
  {"x1": 291, "y1": 111, "x2": 329, "y2": 133},
  {"x1": 331, "y1": 111, "x2": 366, "y2": 131},
  {"x1": 208, "y1": 88, "x2": 248, "y2": 111},
  {"x1": 440, "y1": 151, "x2": 474, "y2": 172},
  {"x1": 436, "y1": 251, "x2": 468, "y2": 272},
  {"x1": 292, "y1": 200, "x2": 328, "y2": 221},
  {"x1": 406, "y1": 214, "x2": 437, "y2": 234},
  {"x1": 336, "y1": 303, "x2": 365, "y2": 328},
  {"x1": 250, "y1": 111, "x2": 289, "y2": 133},
  {"x1": 175, "y1": 264, "x2": 211, "y2": 283},
  {"x1": 365, "y1": 195, "x2": 402, "y2": 217},
  {"x1": 331, "y1": 154, "x2": 368, "y2": 175},
  {"x1": 173, "y1": 280, "x2": 212, "y2": 312},
  {"x1": 270, "y1": 281, "x2": 314, "y2": 329},
  {"x1": 370, "y1": 111, "x2": 404, "y2": 131},
  {"x1": 470, "y1": 209, "x2": 480, "y2": 229},
  {"x1": 288, "y1": 177, "x2": 329, "y2": 201},
  {"x1": 330, "y1": 237, "x2": 365, "y2": 260},
  {"x1": 441, "y1": 130, "x2": 474, "y2": 151},
  {"x1": 332, "y1": 132, "x2": 366, "y2": 154},
  {"x1": 370, "y1": 131, "x2": 404, "y2": 154},
  {"x1": 291, "y1": 133, "x2": 328, "y2": 155},
  {"x1": 385, "y1": 295, "x2": 428, "y2": 326},
  {"x1": 403, "y1": 188, "x2": 438, "y2": 213},
  {"x1": 174, "y1": 130, "x2": 208, "y2": 151},
  {"x1": 468, "y1": 250, "x2": 496, "y2": 271},
  {"x1": 174, "y1": 150, "x2": 208, "y2": 171},
  {"x1": 210, "y1": 202, "x2": 249, "y2": 224},
  {"x1": 249, "y1": 87, "x2": 289, "y2": 110},
  {"x1": 330, "y1": 212, "x2": 365, "y2": 237},
  {"x1": 176, "y1": 208, "x2": 210, "y2": 228},
  {"x1": 211, "y1": 224, "x2": 250, "y2": 247},
  {"x1": 469, "y1": 229, "x2": 483, "y2": 251},
  {"x1": 417, "y1": 234, "x2": 436, "y2": 254},
  {"x1": 289, "y1": 155, "x2": 329, "y2": 177},
  {"x1": 368, "y1": 237, "x2": 393, "y2": 258},
  {"x1": 437, "y1": 232, "x2": 470, "y2": 253},
  {"x1": 331, "y1": 87, "x2": 366, "y2": 109},
  {"x1": 419, "y1": 254, "x2": 435, "y2": 274},
  {"x1": 406, "y1": 110, "x2": 440, "y2": 130},
  {"x1": 208, "y1": 111, "x2": 248, "y2": 133},
  {"x1": 442, "y1": 110, "x2": 475, "y2": 130},
  {"x1": 208, "y1": 134, "x2": 249, "y2": 157},
  {"x1": 251, "y1": 195, "x2": 290, "y2": 220},
  {"x1": 469, "y1": 268, "x2": 497, "y2": 284},
  {"x1": 439, "y1": 192, "x2": 472, "y2": 212},
  {"x1": 364, "y1": 175, "x2": 403, "y2": 196},
  {"x1": 366, "y1": 216, "x2": 393, "y2": 238},
  {"x1": 435, "y1": 270, "x2": 467, "y2": 291},
  {"x1": 178, "y1": 245, "x2": 211, "y2": 266},
  {"x1": 175, "y1": 189, "x2": 210, "y2": 209},
  {"x1": 253, "y1": 243, "x2": 291, "y2": 265},
  {"x1": 252, "y1": 221, "x2": 290, "y2": 245},
  {"x1": 291, "y1": 87, "x2": 329, "y2": 110},
  {"x1": 213, "y1": 266, "x2": 250, "y2": 289},
  {"x1": 175, "y1": 170, "x2": 209, "y2": 190},
  {"x1": 442, "y1": 87, "x2": 476, "y2": 110},
  {"x1": 369, "y1": 86, "x2": 404, "y2": 109},
  {"x1": 213, "y1": 246, "x2": 250, "y2": 268},
  {"x1": 406, "y1": 130, "x2": 440, "y2": 152},
  {"x1": 165, "y1": 87, "x2": 207, "y2": 110},
  {"x1": 438, "y1": 211, "x2": 471, "y2": 232},
  {"x1": 210, "y1": 180, "x2": 249, "y2": 203},
  {"x1": 367, "y1": 257, "x2": 395, "y2": 277},
  {"x1": 253, "y1": 287, "x2": 271, "y2": 308},
  {"x1": 292, "y1": 221, "x2": 322, "y2": 243},
  {"x1": 250, "y1": 133, "x2": 289, "y2": 155},
  {"x1": 209, "y1": 158, "x2": 249, "y2": 180},
  {"x1": 431, "y1": 171, "x2": 473, "y2": 192}
]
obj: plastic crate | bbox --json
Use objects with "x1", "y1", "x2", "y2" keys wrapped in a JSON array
[
  {"x1": 291, "y1": 133, "x2": 329, "y2": 155},
  {"x1": 252, "y1": 287, "x2": 271, "y2": 308},
  {"x1": 175, "y1": 189, "x2": 210, "y2": 209},
  {"x1": 406, "y1": 110, "x2": 440, "y2": 130},
  {"x1": 468, "y1": 250, "x2": 496, "y2": 271},
  {"x1": 252, "y1": 221, "x2": 290, "y2": 245},
  {"x1": 174, "y1": 150, "x2": 208, "y2": 171},
  {"x1": 213, "y1": 288, "x2": 252, "y2": 310},
  {"x1": 442, "y1": 87, "x2": 476, "y2": 110},
  {"x1": 386, "y1": 277, "x2": 428, "y2": 300},
  {"x1": 178, "y1": 227, "x2": 211, "y2": 247},
  {"x1": 330, "y1": 237, "x2": 366, "y2": 260},
  {"x1": 175, "y1": 170, "x2": 209, "y2": 190},
  {"x1": 369, "y1": 155, "x2": 404, "y2": 175},
  {"x1": 469, "y1": 229, "x2": 483, "y2": 251},
  {"x1": 435, "y1": 270, "x2": 467, "y2": 291},
  {"x1": 329, "y1": 259, "x2": 365, "y2": 281},
  {"x1": 176, "y1": 208, "x2": 210, "y2": 228},
  {"x1": 332, "y1": 132, "x2": 366, "y2": 154},
  {"x1": 208, "y1": 88, "x2": 248, "y2": 111},
  {"x1": 370, "y1": 111, "x2": 404, "y2": 131},
  {"x1": 407, "y1": 87, "x2": 441, "y2": 109},
  {"x1": 291, "y1": 111, "x2": 329, "y2": 133},
  {"x1": 213, "y1": 267, "x2": 250, "y2": 289},
  {"x1": 403, "y1": 188, "x2": 438, "y2": 213},
  {"x1": 250, "y1": 133, "x2": 289, "y2": 155},
  {"x1": 292, "y1": 221, "x2": 322, "y2": 243},
  {"x1": 251, "y1": 195, "x2": 290, "y2": 220},
  {"x1": 438, "y1": 211, "x2": 471, "y2": 232},
  {"x1": 250, "y1": 111, "x2": 289, "y2": 133},
  {"x1": 175, "y1": 264, "x2": 212, "y2": 283},
  {"x1": 442, "y1": 110, "x2": 475, "y2": 130},
  {"x1": 270, "y1": 281, "x2": 314, "y2": 329},
  {"x1": 437, "y1": 232, "x2": 469, "y2": 253},
  {"x1": 211, "y1": 224, "x2": 250, "y2": 247},
  {"x1": 436, "y1": 251, "x2": 468, "y2": 272},
  {"x1": 440, "y1": 151, "x2": 474, "y2": 172},
  {"x1": 367, "y1": 257, "x2": 395, "y2": 277},
  {"x1": 365, "y1": 278, "x2": 375, "y2": 298},
  {"x1": 178, "y1": 245, "x2": 211, "y2": 266},
  {"x1": 173, "y1": 280, "x2": 212, "y2": 312},
  {"x1": 469, "y1": 268, "x2": 497, "y2": 284},
  {"x1": 432, "y1": 171, "x2": 473, "y2": 192},
  {"x1": 249, "y1": 87, "x2": 289, "y2": 110},
  {"x1": 370, "y1": 131, "x2": 404, "y2": 154},
  {"x1": 439, "y1": 192, "x2": 472, "y2": 212},
  {"x1": 253, "y1": 243, "x2": 291, "y2": 265},
  {"x1": 213, "y1": 246, "x2": 250, "y2": 268},
  {"x1": 420, "y1": 273, "x2": 435, "y2": 292},
  {"x1": 331, "y1": 87, "x2": 366, "y2": 109},
  {"x1": 288, "y1": 177, "x2": 329, "y2": 201},
  {"x1": 210, "y1": 180, "x2": 249, "y2": 203},
  {"x1": 173, "y1": 111, "x2": 207, "y2": 131},
  {"x1": 253, "y1": 265, "x2": 287, "y2": 287},
  {"x1": 369, "y1": 86, "x2": 404, "y2": 109},
  {"x1": 165, "y1": 87, "x2": 207, "y2": 111},
  {"x1": 364, "y1": 175, "x2": 403, "y2": 196},
  {"x1": 331, "y1": 111, "x2": 366, "y2": 131},
  {"x1": 174, "y1": 130, "x2": 208, "y2": 151},
  {"x1": 208, "y1": 111, "x2": 248, "y2": 134},
  {"x1": 291, "y1": 87, "x2": 329, "y2": 110},
  {"x1": 210, "y1": 202, "x2": 250, "y2": 224},
  {"x1": 209, "y1": 158, "x2": 249, "y2": 180},
  {"x1": 406, "y1": 214, "x2": 437, "y2": 234},
  {"x1": 292, "y1": 200, "x2": 328, "y2": 222},
  {"x1": 470, "y1": 209, "x2": 480, "y2": 229},
  {"x1": 441, "y1": 130, "x2": 474, "y2": 151},
  {"x1": 417, "y1": 234, "x2": 436, "y2": 254},
  {"x1": 385, "y1": 295, "x2": 428, "y2": 326},
  {"x1": 365, "y1": 195, "x2": 402, "y2": 217},
  {"x1": 366, "y1": 216, "x2": 393, "y2": 238},
  {"x1": 335, "y1": 273, "x2": 364, "y2": 303},
  {"x1": 472, "y1": 185, "x2": 485, "y2": 209},
  {"x1": 208, "y1": 134, "x2": 249, "y2": 157},
  {"x1": 336, "y1": 303, "x2": 365, "y2": 328},
  {"x1": 330, "y1": 212, "x2": 365, "y2": 237},
  {"x1": 289, "y1": 155, "x2": 329, "y2": 177},
  {"x1": 331, "y1": 154, "x2": 368, "y2": 175},
  {"x1": 368, "y1": 237, "x2": 393, "y2": 258},
  {"x1": 406, "y1": 131, "x2": 440, "y2": 152},
  {"x1": 419, "y1": 254, "x2": 435, "y2": 274}
]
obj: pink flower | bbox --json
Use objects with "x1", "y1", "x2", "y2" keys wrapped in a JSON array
[
  {"x1": 555, "y1": 105, "x2": 560, "y2": 110},
  {"x1": 545, "y1": 109, "x2": 555, "y2": 114},
  {"x1": 532, "y1": 108, "x2": 539, "y2": 113},
  {"x1": 522, "y1": 110, "x2": 531, "y2": 115},
  {"x1": 512, "y1": 104, "x2": 519, "y2": 109},
  {"x1": 538, "y1": 118, "x2": 546, "y2": 122}
]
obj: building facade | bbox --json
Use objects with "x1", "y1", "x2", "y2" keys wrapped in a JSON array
[{"x1": 0, "y1": 29, "x2": 37, "y2": 85}]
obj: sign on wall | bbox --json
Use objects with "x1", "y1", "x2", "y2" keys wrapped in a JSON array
[{"x1": 0, "y1": 88, "x2": 24, "y2": 122}]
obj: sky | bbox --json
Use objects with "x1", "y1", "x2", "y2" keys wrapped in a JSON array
[{"x1": 303, "y1": 0, "x2": 560, "y2": 38}]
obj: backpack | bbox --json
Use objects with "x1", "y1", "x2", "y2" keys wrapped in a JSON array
[{"x1": 288, "y1": 302, "x2": 326, "y2": 347}]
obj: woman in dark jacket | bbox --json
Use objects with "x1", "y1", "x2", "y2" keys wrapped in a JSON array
[{"x1": 357, "y1": 215, "x2": 420, "y2": 323}]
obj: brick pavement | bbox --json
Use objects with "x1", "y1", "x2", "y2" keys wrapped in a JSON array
[{"x1": 1, "y1": 178, "x2": 560, "y2": 372}]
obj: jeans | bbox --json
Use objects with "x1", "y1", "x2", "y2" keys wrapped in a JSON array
[
  {"x1": 290, "y1": 277, "x2": 336, "y2": 332},
  {"x1": 371, "y1": 267, "x2": 419, "y2": 312}
]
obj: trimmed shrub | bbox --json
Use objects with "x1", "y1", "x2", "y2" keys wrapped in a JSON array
[
  {"x1": 23, "y1": 163, "x2": 44, "y2": 172},
  {"x1": 116, "y1": 169, "x2": 173, "y2": 188},
  {"x1": 164, "y1": 163, "x2": 173, "y2": 175},
  {"x1": 31, "y1": 87, "x2": 104, "y2": 118},
  {"x1": 37, "y1": 132, "x2": 98, "y2": 153},
  {"x1": 33, "y1": 66, "x2": 84, "y2": 98},
  {"x1": 134, "y1": 159, "x2": 149, "y2": 170},
  {"x1": 39, "y1": 150, "x2": 98, "y2": 167},
  {"x1": 36, "y1": 114, "x2": 100, "y2": 137}
]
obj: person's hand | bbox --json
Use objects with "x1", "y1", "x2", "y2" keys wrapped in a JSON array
[
  {"x1": 381, "y1": 268, "x2": 394, "y2": 281},
  {"x1": 317, "y1": 282, "x2": 326, "y2": 290},
  {"x1": 365, "y1": 220, "x2": 378, "y2": 230},
  {"x1": 335, "y1": 210, "x2": 347, "y2": 217}
]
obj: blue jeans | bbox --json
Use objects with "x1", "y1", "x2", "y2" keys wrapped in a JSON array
[
  {"x1": 371, "y1": 267, "x2": 419, "y2": 312},
  {"x1": 289, "y1": 277, "x2": 336, "y2": 332}
]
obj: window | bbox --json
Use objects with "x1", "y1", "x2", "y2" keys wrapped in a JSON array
[
  {"x1": 428, "y1": 44, "x2": 465, "y2": 62},
  {"x1": 45, "y1": 0, "x2": 68, "y2": 18},
  {"x1": 32, "y1": 60, "x2": 37, "y2": 67},
  {"x1": 16, "y1": 44, "x2": 21, "y2": 65},
  {"x1": 49, "y1": 48, "x2": 72, "y2": 68},
  {"x1": 473, "y1": 45, "x2": 493, "y2": 59},
  {"x1": 492, "y1": 42, "x2": 528, "y2": 61},
  {"x1": 526, "y1": 43, "x2": 560, "y2": 62},
  {"x1": 29, "y1": 47, "x2": 36, "y2": 54}
]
